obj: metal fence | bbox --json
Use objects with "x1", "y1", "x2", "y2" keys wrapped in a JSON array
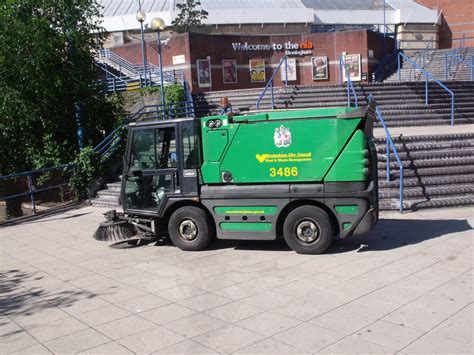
[{"x1": 0, "y1": 164, "x2": 77, "y2": 220}]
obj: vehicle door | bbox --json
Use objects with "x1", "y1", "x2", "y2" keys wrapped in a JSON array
[{"x1": 122, "y1": 124, "x2": 180, "y2": 214}]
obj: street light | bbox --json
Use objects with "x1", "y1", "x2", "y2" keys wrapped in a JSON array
[
  {"x1": 136, "y1": 5, "x2": 148, "y2": 86},
  {"x1": 383, "y1": 0, "x2": 387, "y2": 55},
  {"x1": 151, "y1": 17, "x2": 166, "y2": 108}
]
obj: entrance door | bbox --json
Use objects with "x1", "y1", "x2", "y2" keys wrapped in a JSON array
[{"x1": 123, "y1": 124, "x2": 180, "y2": 213}]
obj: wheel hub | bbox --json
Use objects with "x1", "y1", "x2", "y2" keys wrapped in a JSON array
[
  {"x1": 296, "y1": 220, "x2": 320, "y2": 243},
  {"x1": 178, "y1": 219, "x2": 198, "y2": 241}
]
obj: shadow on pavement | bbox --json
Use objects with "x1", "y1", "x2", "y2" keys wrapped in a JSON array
[
  {"x1": 103, "y1": 218, "x2": 471, "y2": 255},
  {"x1": 203, "y1": 218, "x2": 472, "y2": 254},
  {"x1": 0, "y1": 269, "x2": 97, "y2": 318},
  {"x1": 329, "y1": 218, "x2": 472, "y2": 254}
]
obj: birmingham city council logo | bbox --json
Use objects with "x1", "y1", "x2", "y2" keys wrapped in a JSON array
[{"x1": 274, "y1": 125, "x2": 291, "y2": 148}]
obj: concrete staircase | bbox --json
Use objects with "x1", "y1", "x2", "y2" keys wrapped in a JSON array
[
  {"x1": 194, "y1": 81, "x2": 474, "y2": 127},
  {"x1": 91, "y1": 79, "x2": 474, "y2": 211},
  {"x1": 375, "y1": 133, "x2": 474, "y2": 210},
  {"x1": 90, "y1": 181, "x2": 121, "y2": 207},
  {"x1": 385, "y1": 47, "x2": 474, "y2": 82}
]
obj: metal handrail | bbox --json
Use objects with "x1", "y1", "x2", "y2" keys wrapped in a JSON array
[
  {"x1": 339, "y1": 56, "x2": 358, "y2": 108},
  {"x1": 100, "y1": 48, "x2": 139, "y2": 75},
  {"x1": 256, "y1": 56, "x2": 288, "y2": 110},
  {"x1": 368, "y1": 95, "x2": 404, "y2": 213},
  {"x1": 0, "y1": 163, "x2": 77, "y2": 214},
  {"x1": 398, "y1": 52, "x2": 455, "y2": 125},
  {"x1": 373, "y1": 48, "x2": 400, "y2": 82},
  {"x1": 95, "y1": 63, "x2": 131, "y2": 84},
  {"x1": 445, "y1": 52, "x2": 473, "y2": 81},
  {"x1": 98, "y1": 49, "x2": 186, "y2": 92},
  {"x1": 94, "y1": 100, "x2": 195, "y2": 161}
]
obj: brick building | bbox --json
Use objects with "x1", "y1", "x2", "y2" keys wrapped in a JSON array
[{"x1": 110, "y1": 30, "x2": 394, "y2": 92}]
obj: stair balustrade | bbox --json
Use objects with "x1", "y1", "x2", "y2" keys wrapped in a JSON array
[
  {"x1": 0, "y1": 164, "x2": 77, "y2": 217},
  {"x1": 369, "y1": 94, "x2": 404, "y2": 213},
  {"x1": 373, "y1": 48, "x2": 401, "y2": 82},
  {"x1": 94, "y1": 100, "x2": 195, "y2": 162},
  {"x1": 256, "y1": 56, "x2": 288, "y2": 110},
  {"x1": 339, "y1": 56, "x2": 358, "y2": 108},
  {"x1": 97, "y1": 48, "x2": 185, "y2": 93},
  {"x1": 445, "y1": 53, "x2": 474, "y2": 81},
  {"x1": 398, "y1": 52, "x2": 455, "y2": 125}
]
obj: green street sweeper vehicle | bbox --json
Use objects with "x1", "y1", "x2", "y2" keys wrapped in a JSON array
[{"x1": 95, "y1": 105, "x2": 378, "y2": 254}]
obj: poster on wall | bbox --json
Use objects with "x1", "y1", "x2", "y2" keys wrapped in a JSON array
[
  {"x1": 280, "y1": 58, "x2": 297, "y2": 81},
  {"x1": 222, "y1": 60, "x2": 237, "y2": 84},
  {"x1": 311, "y1": 56, "x2": 328, "y2": 80},
  {"x1": 249, "y1": 59, "x2": 265, "y2": 83},
  {"x1": 343, "y1": 54, "x2": 361, "y2": 82},
  {"x1": 197, "y1": 58, "x2": 212, "y2": 88}
]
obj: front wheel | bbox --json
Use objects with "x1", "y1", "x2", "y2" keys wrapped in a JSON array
[
  {"x1": 283, "y1": 206, "x2": 334, "y2": 254},
  {"x1": 168, "y1": 206, "x2": 213, "y2": 251}
]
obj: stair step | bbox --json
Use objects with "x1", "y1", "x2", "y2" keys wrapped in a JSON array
[
  {"x1": 375, "y1": 142, "x2": 474, "y2": 155},
  {"x1": 377, "y1": 156, "x2": 474, "y2": 170},
  {"x1": 377, "y1": 148, "x2": 474, "y2": 161},
  {"x1": 377, "y1": 164, "x2": 474, "y2": 179},
  {"x1": 90, "y1": 198, "x2": 120, "y2": 207},
  {"x1": 379, "y1": 184, "x2": 474, "y2": 198},
  {"x1": 378, "y1": 174, "x2": 474, "y2": 188},
  {"x1": 379, "y1": 195, "x2": 474, "y2": 210}
]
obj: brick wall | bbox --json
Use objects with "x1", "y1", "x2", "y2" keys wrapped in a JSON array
[
  {"x1": 111, "y1": 30, "x2": 392, "y2": 92},
  {"x1": 416, "y1": 0, "x2": 474, "y2": 48}
]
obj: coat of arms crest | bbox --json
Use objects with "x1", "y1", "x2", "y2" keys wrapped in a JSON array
[{"x1": 274, "y1": 125, "x2": 292, "y2": 148}]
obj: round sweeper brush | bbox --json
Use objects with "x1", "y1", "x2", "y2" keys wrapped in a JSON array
[{"x1": 93, "y1": 220, "x2": 137, "y2": 242}]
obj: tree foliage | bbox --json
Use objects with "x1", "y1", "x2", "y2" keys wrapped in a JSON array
[
  {"x1": 172, "y1": 0, "x2": 208, "y2": 33},
  {"x1": 0, "y1": 0, "x2": 119, "y2": 175}
]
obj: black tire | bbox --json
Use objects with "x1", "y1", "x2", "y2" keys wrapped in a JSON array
[
  {"x1": 283, "y1": 205, "x2": 334, "y2": 254},
  {"x1": 168, "y1": 206, "x2": 213, "y2": 251}
]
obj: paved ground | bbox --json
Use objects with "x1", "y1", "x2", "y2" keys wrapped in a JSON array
[{"x1": 1, "y1": 206, "x2": 473, "y2": 354}]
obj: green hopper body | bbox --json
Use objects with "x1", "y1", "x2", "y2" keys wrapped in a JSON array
[{"x1": 200, "y1": 106, "x2": 370, "y2": 185}]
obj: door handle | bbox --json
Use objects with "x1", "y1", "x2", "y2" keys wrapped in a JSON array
[{"x1": 174, "y1": 171, "x2": 180, "y2": 186}]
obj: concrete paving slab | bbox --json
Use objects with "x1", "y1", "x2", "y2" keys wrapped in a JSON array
[
  {"x1": 0, "y1": 205, "x2": 473, "y2": 354},
  {"x1": 235, "y1": 311, "x2": 302, "y2": 336},
  {"x1": 193, "y1": 324, "x2": 264, "y2": 353},
  {"x1": 156, "y1": 339, "x2": 218, "y2": 354},
  {"x1": 274, "y1": 322, "x2": 345, "y2": 353},
  {"x1": 164, "y1": 313, "x2": 227, "y2": 338},
  {"x1": 116, "y1": 326, "x2": 185, "y2": 353},
  {"x1": 42, "y1": 328, "x2": 110, "y2": 354}
]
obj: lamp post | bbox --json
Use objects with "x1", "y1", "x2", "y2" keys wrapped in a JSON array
[
  {"x1": 383, "y1": 0, "x2": 387, "y2": 55},
  {"x1": 136, "y1": 7, "x2": 148, "y2": 86},
  {"x1": 150, "y1": 17, "x2": 166, "y2": 109}
]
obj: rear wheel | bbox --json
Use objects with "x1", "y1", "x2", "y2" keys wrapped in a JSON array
[
  {"x1": 283, "y1": 205, "x2": 334, "y2": 254},
  {"x1": 168, "y1": 206, "x2": 213, "y2": 251}
]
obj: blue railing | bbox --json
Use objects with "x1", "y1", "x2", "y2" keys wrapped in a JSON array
[
  {"x1": 368, "y1": 95, "x2": 404, "y2": 213},
  {"x1": 98, "y1": 49, "x2": 185, "y2": 91},
  {"x1": 95, "y1": 62, "x2": 148, "y2": 93},
  {"x1": 96, "y1": 64, "x2": 186, "y2": 94},
  {"x1": 100, "y1": 48, "x2": 140, "y2": 75},
  {"x1": 445, "y1": 53, "x2": 473, "y2": 81},
  {"x1": 373, "y1": 48, "x2": 401, "y2": 82},
  {"x1": 0, "y1": 163, "x2": 77, "y2": 215},
  {"x1": 94, "y1": 100, "x2": 195, "y2": 161},
  {"x1": 398, "y1": 52, "x2": 455, "y2": 125},
  {"x1": 256, "y1": 56, "x2": 288, "y2": 110},
  {"x1": 339, "y1": 56, "x2": 358, "y2": 108}
]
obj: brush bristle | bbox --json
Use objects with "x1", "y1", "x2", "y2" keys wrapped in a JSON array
[{"x1": 93, "y1": 221, "x2": 136, "y2": 242}]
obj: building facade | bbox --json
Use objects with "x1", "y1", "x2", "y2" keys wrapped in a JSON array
[{"x1": 111, "y1": 30, "x2": 394, "y2": 92}]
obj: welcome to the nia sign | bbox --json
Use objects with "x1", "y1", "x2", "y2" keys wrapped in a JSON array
[{"x1": 232, "y1": 41, "x2": 314, "y2": 56}]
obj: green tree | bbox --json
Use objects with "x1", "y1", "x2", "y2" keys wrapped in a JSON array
[
  {"x1": 0, "y1": 0, "x2": 121, "y2": 216},
  {"x1": 171, "y1": 0, "x2": 208, "y2": 33}
]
